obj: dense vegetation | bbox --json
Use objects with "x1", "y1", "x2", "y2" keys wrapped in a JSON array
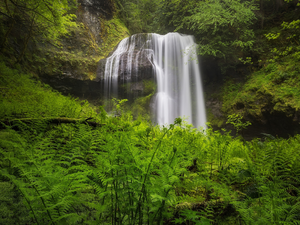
[
  {"x1": 0, "y1": 0, "x2": 77, "y2": 63},
  {"x1": 1, "y1": 61, "x2": 300, "y2": 224},
  {"x1": 113, "y1": 0, "x2": 300, "y2": 132},
  {"x1": 0, "y1": 0, "x2": 129, "y2": 80},
  {"x1": 1, "y1": 0, "x2": 300, "y2": 224}
]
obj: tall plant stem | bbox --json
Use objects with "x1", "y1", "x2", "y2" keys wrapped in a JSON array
[
  {"x1": 7, "y1": 176, "x2": 40, "y2": 225},
  {"x1": 1, "y1": 20, "x2": 15, "y2": 49},
  {"x1": 132, "y1": 125, "x2": 173, "y2": 224},
  {"x1": 22, "y1": 171, "x2": 55, "y2": 225},
  {"x1": 153, "y1": 149, "x2": 177, "y2": 224},
  {"x1": 15, "y1": 14, "x2": 35, "y2": 64}
]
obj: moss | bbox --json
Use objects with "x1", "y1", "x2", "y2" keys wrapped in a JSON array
[
  {"x1": 99, "y1": 16, "x2": 130, "y2": 57},
  {"x1": 222, "y1": 56, "x2": 300, "y2": 119},
  {"x1": 143, "y1": 80, "x2": 156, "y2": 96},
  {"x1": 26, "y1": 11, "x2": 129, "y2": 81},
  {"x1": 131, "y1": 93, "x2": 153, "y2": 120},
  {"x1": 131, "y1": 80, "x2": 156, "y2": 120},
  {"x1": 207, "y1": 109, "x2": 225, "y2": 128}
]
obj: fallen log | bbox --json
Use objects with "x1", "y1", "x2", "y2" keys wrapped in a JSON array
[{"x1": 0, "y1": 117, "x2": 105, "y2": 128}]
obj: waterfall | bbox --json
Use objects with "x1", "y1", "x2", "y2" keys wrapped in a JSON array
[{"x1": 102, "y1": 32, "x2": 207, "y2": 128}]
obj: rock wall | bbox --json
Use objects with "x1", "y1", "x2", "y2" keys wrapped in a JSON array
[
  {"x1": 34, "y1": 0, "x2": 129, "y2": 81},
  {"x1": 77, "y1": 0, "x2": 114, "y2": 45},
  {"x1": 38, "y1": 0, "x2": 131, "y2": 102}
]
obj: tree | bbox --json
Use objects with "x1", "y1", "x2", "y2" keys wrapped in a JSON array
[
  {"x1": 263, "y1": 0, "x2": 300, "y2": 63},
  {"x1": 0, "y1": 0, "x2": 77, "y2": 63},
  {"x1": 115, "y1": 0, "x2": 161, "y2": 34},
  {"x1": 160, "y1": 0, "x2": 258, "y2": 71},
  {"x1": 165, "y1": 0, "x2": 257, "y2": 56}
]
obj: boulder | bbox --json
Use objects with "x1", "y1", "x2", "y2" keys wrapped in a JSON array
[{"x1": 96, "y1": 49, "x2": 154, "y2": 82}]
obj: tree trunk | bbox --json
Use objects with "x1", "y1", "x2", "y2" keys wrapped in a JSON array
[
  {"x1": 1, "y1": 20, "x2": 15, "y2": 49},
  {"x1": 260, "y1": 0, "x2": 264, "y2": 29},
  {"x1": 15, "y1": 14, "x2": 35, "y2": 64}
]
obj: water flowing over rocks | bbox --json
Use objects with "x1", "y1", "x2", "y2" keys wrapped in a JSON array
[
  {"x1": 96, "y1": 35, "x2": 154, "y2": 82},
  {"x1": 41, "y1": 32, "x2": 207, "y2": 128},
  {"x1": 99, "y1": 33, "x2": 207, "y2": 128}
]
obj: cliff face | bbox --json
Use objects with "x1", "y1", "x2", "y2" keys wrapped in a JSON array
[
  {"x1": 40, "y1": 32, "x2": 156, "y2": 116},
  {"x1": 77, "y1": 0, "x2": 115, "y2": 45},
  {"x1": 38, "y1": 0, "x2": 131, "y2": 101},
  {"x1": 36, "y1": 0, "x2": 129, "y2": 80}
]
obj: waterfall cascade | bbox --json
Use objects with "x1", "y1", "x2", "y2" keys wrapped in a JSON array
[{"x1": 102, "y1": 32, "x2": 207, "y2": 128}]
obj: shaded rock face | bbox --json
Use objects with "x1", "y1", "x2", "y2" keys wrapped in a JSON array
[
  {"x1": 36, "y1": 0, "x2": 129, "y2": 95},
  {"x1": 205, "y1": 92, "x2": 300, "y2": 140},
  {"x1": 39, "y1": 74, "x2": 102, "y2": 103},
  {"x1": 244, "y1": 102, "x2": 300, "y2": 139},
  {"x1": 202, "y1": 62, "x2": 300, "y2": 139},
  {"x1": 118, "y1": 50, "x2": 154, "y2": 82},
  {"x1": 77, "y1": 0, "x2": 114, "y2": 45},
  {"x1": 96, "y1": 33, "x2": 154, "y2": 82}
]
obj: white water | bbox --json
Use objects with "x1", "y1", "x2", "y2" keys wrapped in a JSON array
[{"x1": 103, "y1": 32, "x2": 207, "y2": 128}]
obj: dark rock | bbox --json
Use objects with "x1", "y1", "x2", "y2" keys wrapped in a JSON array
[
  {"x1": 78, "y1": 0, "x2": 114, "y2": 19},
  {"x1": 77, "y1": 0, "x2": 114, "y2": 45},
  {"x1": 96, "y1": 49, "x2": 154, "y2": 82},
  {"x1": 39, "y1": 74, "x2": 102, "y2": 103}
]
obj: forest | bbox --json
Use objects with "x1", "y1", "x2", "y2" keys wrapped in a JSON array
[{"x1": 0, "y1": 0, "x2": 300, "y2": 224}]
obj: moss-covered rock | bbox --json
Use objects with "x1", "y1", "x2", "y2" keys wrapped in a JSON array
[
  {"x1": 130, "y1": 80, "x2": 156, "y2": 120},
  {"x1": 27, "y1": 1, "x2": 130, "y2": 81},
  {"x1": 221, "y1": 56, "x2": 300, "y2": 137}
]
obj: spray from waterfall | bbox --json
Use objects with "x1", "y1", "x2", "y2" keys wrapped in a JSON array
[{"x1": 102, "y1": 33, "x2": 207, "y2": 128}]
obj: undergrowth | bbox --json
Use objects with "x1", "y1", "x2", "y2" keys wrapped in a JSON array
[
  {"x1": 1, "y1": 62, "x2": 300, "y2": 224},
  {"x1": 222, "y1": 56, "x2": 300, "y2": 119},
  {"x1": 0, "y1": 62, "x2": 97, "y2": 120}
]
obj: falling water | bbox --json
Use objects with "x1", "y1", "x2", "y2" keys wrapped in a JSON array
[{"x1": 102, "y1": 32, "x2": 207, "y2": 128}]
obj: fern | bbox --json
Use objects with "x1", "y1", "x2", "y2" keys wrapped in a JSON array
[
  {"x1": 232, "y1": 136, "x2": 300, "y2": 224},
  {"x1": 0, "y1": 122, "x2": 98, "y2": 224}
]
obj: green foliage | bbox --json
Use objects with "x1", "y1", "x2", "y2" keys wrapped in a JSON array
[
  {"x1": 0, "y1": 62, "x2": 97, "y2": 119},
  {"x1": 0, "y1": 181, "x2": 31, "y2": 224},
  {"x1": 99, "y1": 16, "x2": 130, "y2": 55},
  {"x1": 112, "y1": 98, "x2": 128, "y2": 116},
  {"x1": 264, "y1": 18, "x2": 300, "y2": 64},
  {"x1": 219, "y1": 1, "x2": 300, "y2": 121},
  {"x1": 233, "y1": 137, "x2": 300, "y2": 224},
  {"x1": 1, "y1": 110, "x2": 300, "y2": 224},
  {"x1": 115, "y1": 0, "x2": 161, "y2": 33},
  {"x1": 1, "y1": 61, "x2": 300, "y2": 224},
  {"x1": 0, "y1": 0, "x2": 77, "y2": 40},
  {"x1": 160, "y1": 0, "x2": 257, "y2": 64},
  {"x1": 131, "y1": 80, "x2": 156, "y2": 120},
  {"x1": 0, "y1": 0, "x2": 77, "y2": 64},
  {"x1": 207, "y1": 109, "x2": 226, "y2": 128},
  {"x1": 226, "y1": 114, "x2": 251, "y2": 134},
  {"x1": 222, "y1": 57, "x2": 300, "y2": 118},
  {"x1": 239, "y1": 57, "x2": 254, "y2": 65},
  {"x1": 174, "y1": 209, "x2": 211, "y2": 224}
]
